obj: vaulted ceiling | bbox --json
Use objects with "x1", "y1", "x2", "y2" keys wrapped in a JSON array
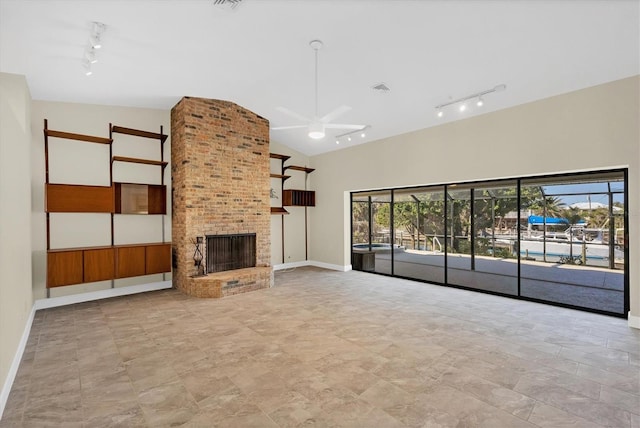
[{"x1": 1, "y1": 0, "x2": 638, "y2": 155}]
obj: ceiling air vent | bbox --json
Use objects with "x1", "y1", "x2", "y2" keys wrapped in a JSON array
[
  {"x1": 213, "y1": 0, "x2": 243, "y2": 10},
  {"x1": 371, "y1": 82, "x2": 390, "y2": 92}
]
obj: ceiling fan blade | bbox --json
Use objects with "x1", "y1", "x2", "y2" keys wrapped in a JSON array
[
  {"x1": 325, "y1": 124, "x2": 366, "y2": 130},
  {"x1": 276, "y1": 107, "x2": 311, "y2": 123},
  {"x1": 271, "y1": 125, "x2": 308, "y2": 131},
  {"x1": 320, "y1": 105, "x2": 351, "y2": 123}
]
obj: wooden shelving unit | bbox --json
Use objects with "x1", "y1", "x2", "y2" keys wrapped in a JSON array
[
  {"x1": 270, "y1": 153, "x2": 290, "y2": 216},
  {"x1": 270, "y1": 153, "x2": 316, "y2": 262},
  {"x1": 43, "y1": 119, "x2": 171, "y2": 293}
]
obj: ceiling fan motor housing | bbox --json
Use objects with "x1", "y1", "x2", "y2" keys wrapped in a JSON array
[{"x1": 308, "y1": 121, "x2": 325, "y2": 139}]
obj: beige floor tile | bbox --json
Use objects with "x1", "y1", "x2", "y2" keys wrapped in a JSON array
[{"x1": 1, "y1": 267, "x2": 638, "y2": 427}]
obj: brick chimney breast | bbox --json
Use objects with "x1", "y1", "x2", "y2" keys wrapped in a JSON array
[{"x1": 171, "y1": 97, "x2": 273, "y2": 298}]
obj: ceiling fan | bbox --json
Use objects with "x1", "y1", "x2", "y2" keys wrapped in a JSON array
[{"x1": 271, "y1": 40, "x2": 366, "y2": 140}]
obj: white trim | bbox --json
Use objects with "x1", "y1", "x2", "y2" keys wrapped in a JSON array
[
  {"x1": 0, "y1": 305, "x2": 35, "y2": 420},
  {"x1": 310, "y1": 261, "x2": 352, "y2": 272},
  {"x1": 628, "y1": 312, "x2": 640, "y2": 330},
  {"x1": 274, "y1": 260, "x2": 351, "y2": 272},
  {"x1": 34, "y1": 280, "x2": 172, "y2": 310},
  {"x1": 274, "y1": 261, "x2": 311, "y2": 271}
]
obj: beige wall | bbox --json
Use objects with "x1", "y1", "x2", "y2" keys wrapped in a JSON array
[
  {"x1": 269, "y1": 140, "x2": 312, "y2": 265},
  {"x1": 309, "y1": 76, "x2": 640, "y2": 319},
  {"x1": 0, "y1": 73, "x2": 33, "y2": 403},
  {"x1": 31, "y1": 101, "x2": 172, "y2": 298}
]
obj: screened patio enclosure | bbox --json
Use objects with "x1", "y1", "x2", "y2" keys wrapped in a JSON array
[{"x1": 351, "y1": 169, "x2": 628, "y2": 316}]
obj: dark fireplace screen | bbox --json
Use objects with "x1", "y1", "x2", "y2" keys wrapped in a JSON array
[{"x1": 206, "y1": 233, "x2": 256, "y2": 273}]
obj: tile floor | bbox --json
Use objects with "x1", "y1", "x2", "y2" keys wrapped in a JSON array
[{"x1": 1, "y1": 267, "x2": 638, "y2": 427}]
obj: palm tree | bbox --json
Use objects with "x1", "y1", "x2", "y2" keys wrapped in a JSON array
[
  {"x1": 561, "y1": 207, "x2": 583, "y2": 260},
  {"x1": 542, "y1": 196, "x2": 566, "y2": 217}
]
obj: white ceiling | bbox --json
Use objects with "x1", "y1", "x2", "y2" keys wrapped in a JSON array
[{"x1": 1, "y1": 0, "x2": 638, "y2": 156}]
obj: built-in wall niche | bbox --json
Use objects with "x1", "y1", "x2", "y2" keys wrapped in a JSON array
[{"x1": 114, "y1": 183, "x2": 166, "y2": 214}]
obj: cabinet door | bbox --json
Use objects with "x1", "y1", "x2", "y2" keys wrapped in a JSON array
[
  {"x1": 116, "y1": 246, "x2": 146, "y2": 278},
  {"x1": 146, "y1": 244, "x2": 171, "y2": 274},
  {"x1": 47, "y1": 250, "x2": 83, "y2": 287},
  {"x1": 84, "y1": 248, "x2": 115, "y2": 283},
  {"x1": 47, "y1": 183, "x2": 113, "y2": 213}
]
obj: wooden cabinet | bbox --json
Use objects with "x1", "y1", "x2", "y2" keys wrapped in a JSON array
[
  {"x1": 47, "y1": 250, "x2": 83, "y2": 287},
  {"x1": 114, "y1": 183, "x2": 167, "y2": 214},
  {"x1": 116, "y1": 246, "x2": 146, "y2": 278},
  {"x1": 44, "y1": 120, "x2": 171, "y2": 290},
  {"x1": 283, "y1": 189, "x2": 315, "y2": 207},
  {"x1": 146, "y1": 244, "x2": 172, "y2": 274},
  {"x1": 46, "y1": 184, "x2": 114, "y2": 213},
  {"x1": 84, "y1": 248, "x2": 115, "y2": 283}
]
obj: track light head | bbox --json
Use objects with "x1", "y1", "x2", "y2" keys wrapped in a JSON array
[
  {"x1": 85, "y1": 48, "x2": 98, "y2": 64},
  {"x1": 89, "y1": 22, "x2": 106, "y2": 49},
  {"x1": 459, "y1": 104, "x2": 467, "y2": 112},
  {"x1": 437, "y1": 109, "x2": 443, "y2": 118},
  {"x1": 82, "y1": 59, "x2": 93, "y2": 76},
  {"x1": 476, "y1": 97, "x2": 484, "y2": 107}
]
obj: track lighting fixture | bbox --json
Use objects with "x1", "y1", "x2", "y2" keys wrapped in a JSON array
[
  {"x1": 82, "y1": 22, "x2": 106, "y2": 76},
  {"x1": 435, "y1": 84, "x2": 506, "y2": 118},
  {"x1": 334, "y1": 125, "x2": 371, "y2": 145}
]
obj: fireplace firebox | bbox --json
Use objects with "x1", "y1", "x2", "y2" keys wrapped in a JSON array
[{"x1": 206, "y1": 233, "x2": 256, "y2": 273}]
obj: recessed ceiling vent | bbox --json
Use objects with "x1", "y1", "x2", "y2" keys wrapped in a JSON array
[
  {"x1": 213, "y1": 0, "x2": 243, "y2": 10},
  {"x1": 371, "y1": 82, "x2": 390, "y2": 92}
]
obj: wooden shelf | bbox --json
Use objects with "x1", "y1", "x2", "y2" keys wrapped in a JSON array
[
  {"x1": 270, "y1": 153, "x2": 291, "y2": 161},
  {"x1": 270, "y1": 173, "x2": 291, "y2": 181},
  {"x1": 111, "y1": 125, "x2": 168, "y2": 143},
  {"x1": 45, "y1": 129, "x2": 112, "y2": 145},
  {"x1": 270, "y1": 207, "x2": 289, "y2": 215},
  {"x1": 284, "y1": 165, "x2": 315, "y2": 173},
  {"x1": 112, "y1": 156, "x2": 168, "y2": 168}
]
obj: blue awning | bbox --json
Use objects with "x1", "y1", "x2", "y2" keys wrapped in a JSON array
[{"x1": 528, "y1": 215, "x2": 569, "y2": 225}]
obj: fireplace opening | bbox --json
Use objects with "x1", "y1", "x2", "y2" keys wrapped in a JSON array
[{"x1": 206, "y1": 233, "x2": 256, "y2": 273}]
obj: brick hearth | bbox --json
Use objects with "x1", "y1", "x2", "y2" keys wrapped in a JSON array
[{"x1": 170, "y1": 97, "x2": 272, "y2": 298}]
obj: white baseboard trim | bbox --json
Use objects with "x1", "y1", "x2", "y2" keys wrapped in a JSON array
[
  {"x1": 273, "y1": 260, "x2": 351, "y2": 272},
  {"x1": 274, "y1": 261, "x2": 311, "y2": 271},
  {"x1": 34, "y1": 280, "x2": 173, "y2": 310},
  {"x1": 628, "y1": 312, "x2": 640, "y2": 329},
  {"x1": 0, "y1": 305, "x2": 35, "y2": 420},
  {"x1": 310, "y1": 261, "x2": 352, "y2": 272}
]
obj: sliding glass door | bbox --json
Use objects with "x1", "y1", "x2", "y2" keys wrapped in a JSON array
[
  {"x1": 351, "y1": 169, "x2": 628, "y2": 317},
  {"x1": 393, "y1": 187, "x2": 445, "y2": 284}
]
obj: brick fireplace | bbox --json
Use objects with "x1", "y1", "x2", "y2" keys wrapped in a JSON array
[{"x1": 171, "y1": 97, "x2": 272, "y2": 298}]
